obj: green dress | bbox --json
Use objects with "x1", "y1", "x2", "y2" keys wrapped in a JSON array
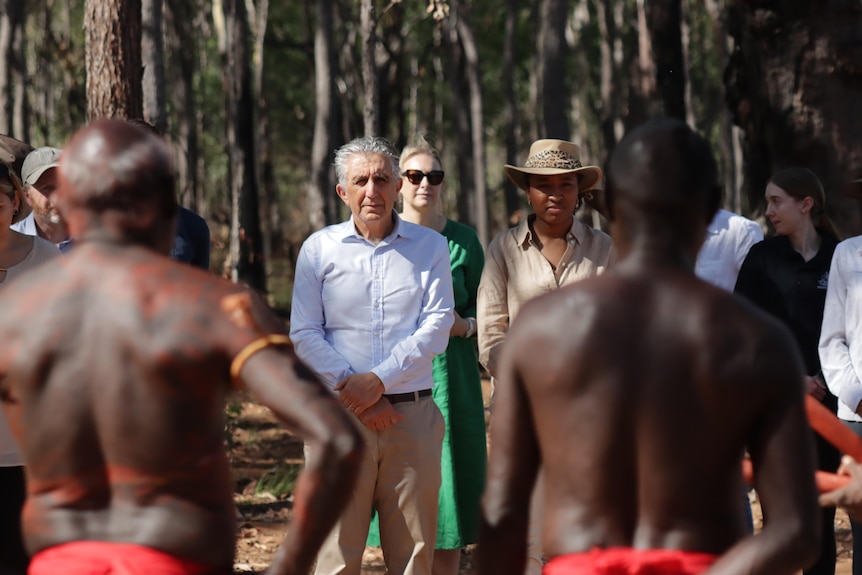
[{"x1": 367, "y1": 219, "x2": 487, "y2": 549}]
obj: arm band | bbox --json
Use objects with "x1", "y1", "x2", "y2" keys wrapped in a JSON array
[{"x1": 230, "y1": 334, "x2": 293, "y2": 381}]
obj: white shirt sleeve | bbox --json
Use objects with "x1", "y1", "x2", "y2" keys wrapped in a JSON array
[{"x1": 819, "y1": 241, "x2": 862, "y2": 420}]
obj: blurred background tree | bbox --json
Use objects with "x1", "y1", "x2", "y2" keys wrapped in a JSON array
[{"x1": 4, "y1": 0, "x2": 861, "y2": 309}]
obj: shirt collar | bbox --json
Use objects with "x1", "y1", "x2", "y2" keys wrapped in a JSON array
[
  {"x1": 335, "y1": 212, "x2": 411, "y2": 243},
  {"x1": 516, "y1": 214, "x2": 585, "y2": 248}
]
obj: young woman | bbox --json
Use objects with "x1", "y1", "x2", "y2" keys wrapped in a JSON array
[
  {"x1": 735, "y1": 167, "x2": 842, "y2": 575},
  {"x1": 367, "y1": 140, "x2": 486, "y2": 575}
]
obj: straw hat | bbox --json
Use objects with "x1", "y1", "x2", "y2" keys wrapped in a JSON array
[
  {"x1": 504, "y1": 139, "x2": 602, "y2": 193},
  {"x1": 0, "y1": 134, "x2": 33, "y2": 180},
  {"x1": 0, "y1": 135, "x2": 29, "y2": 193}
]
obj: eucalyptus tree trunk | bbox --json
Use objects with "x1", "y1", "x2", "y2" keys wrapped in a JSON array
[
  {"x1": 726, "y1": 0, "x2": 862, "y2": 235},
  {"x1": 84, "y1": 0, "x2": 143, "y2": 119},
  {"x1": 443, "y1": 11, "x2": 473, "y2": 228},
  {"x1": 596, "y1": 0, "x2": 617, "y2": 155},
  {"x1": 501, "y1": 0, "x2": 520, "y2": 228},
  {"x1": 164, "y1": 0, "x2": 201, "y2": 210},
  {"x1": 142, "y1": 0, "x2": 166, "y2": 132},
  {"x1": 526, "y1": 0, "x2": 540, "y2": 144},
  {"x1": 248, "y1": 0, "x2": 277, "y2": 269},
  {"x1": 217, "y1": 0, "x2": 266, "y2": 290},
  {"x1": 360, "y1": 0, "x2": 378, "y2": 136},
  {"x1": 627, "y1": 0, "x2": 658, "y2": 127},
  {"x1": 453, "y1": 2, "x2": 488, "y2": 246},
  {"x1": 0, "y1": 0, "x2": 25, "y2": 136},
  {"x1": 539, "y1": 0, "x2": 569, "y2": 140},
  {"x1": 703, "y1": 0, "x2": 742, "y2": 213},
  {"x1": 643, "y1": 0, "x2": 685, "y2": 121},
  {"x1": 308, "y1": 0, "x2": 337, "y2": 231}
]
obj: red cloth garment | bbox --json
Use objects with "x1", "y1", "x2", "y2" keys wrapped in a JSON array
[
  {"x1": 544, "y1": 547, "x2": 718, "y2": 575},
  {"x1": 29, "y1": 541, "x2": 217, "y2": 575}
]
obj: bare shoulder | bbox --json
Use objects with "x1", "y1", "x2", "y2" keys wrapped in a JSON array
[{"x1": 504, "y1": 274, "x2": 621, "y2": 371}]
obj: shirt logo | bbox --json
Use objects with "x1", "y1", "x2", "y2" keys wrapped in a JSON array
[{"x1": 818, "y1": 271, "x2": 829, "y2": 290}]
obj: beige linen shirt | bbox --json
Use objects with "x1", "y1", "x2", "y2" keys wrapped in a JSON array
[{"x1": 477, "y1": 215, "x2": 613, "y2": 376}]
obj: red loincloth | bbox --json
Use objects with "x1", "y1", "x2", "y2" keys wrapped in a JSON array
[
  {"x1": 29, "y1": 541, "x2": 217, "y2": 575},
  {"x1": 544, "y1": 548, "x2": 718, "y2": 575}
]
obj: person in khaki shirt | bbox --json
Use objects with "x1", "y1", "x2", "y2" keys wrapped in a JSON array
[
  {"x1": 476, "y1": 139, "x2": 613, "y2": 575},
  {"x1": 478, "y1": 139, "x2": 614, "y2": 378}
]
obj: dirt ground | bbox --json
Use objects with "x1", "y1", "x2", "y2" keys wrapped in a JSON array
[{"x1": 228, "y1": 392, "x2": 854, "y2": 574}]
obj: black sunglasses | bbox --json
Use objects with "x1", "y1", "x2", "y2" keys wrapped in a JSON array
[{"x1": 403, "y1": 169, "x2": 444, "y2": 186}]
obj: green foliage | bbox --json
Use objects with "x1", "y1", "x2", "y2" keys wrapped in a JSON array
[
  {"x1": 224, "y1": 400, "x2": 244, "y2": 450},
  {"x1": 255, "y1": 462, "x2": 302, "y2": 498}
]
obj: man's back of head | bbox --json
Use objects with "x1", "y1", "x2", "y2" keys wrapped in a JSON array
[
  {"x1": 56, "y1": 119, "x2": 177, "y2": 252},
  {"x1": 605, "y1": 118, "x2": 721, "y2": 244}
]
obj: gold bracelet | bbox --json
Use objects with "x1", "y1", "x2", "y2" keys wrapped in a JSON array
[{"x1": 230, "y1": 334, "x2": 293, "y2": 380}]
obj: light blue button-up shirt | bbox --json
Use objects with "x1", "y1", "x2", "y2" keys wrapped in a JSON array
[
  {"x1": 11, "y1": 212, "x2": 73, "y2": 253},
  {"x1": 290, "y1": 214, "x2": 454, "y2": 394}
]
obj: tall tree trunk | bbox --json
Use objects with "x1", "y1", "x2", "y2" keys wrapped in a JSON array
[
  {"x1": 453, "y1": 2, "x2": 488, "y2": 246},
  {"x1": 643, "y1": 0, "x2": 685, "y2": 121},
  {"x1": 84, "y1": 0, "x2": 144, "y2": 119},
  {"x1": 679, "y1": 0, "x2": 695, "y2": 127},
  {"x1": 11, "y1": 16, "x2": 26, "y2": 143},
  {"x1": 627, "y1": 0, "x2": 657, "y2": 128},
  {"x1": 526, "y1": 0, "x2": 541, "y2": 143},
  {"x1": 360, "y1": 0, "x2": 378, "y2": 136},
  {"x1": 142, "y1": 0, "x2": 167, "y2": 131},
  {"x1": 442, "y1": 8, "x2": 474, "y2": 230},
  {"x1": 726, "y1": 1, "x2": 862, "y2": 235},
  {"x1": 540, "y1": 0, "x2": 569, "y2": 139},
  {"x1": 502, "y1": 0, "x2": 520, "y2": 227},
  {"x1": 703, "y1": 0, "x2": 741, "y2": 213},
  {"x1": 164, "y1": 0, "x2": 200, "y2": 210},
  {"x1": 218, "y1": 0, "x2": 266, "y2": 290},
  {"x1": 596, "y1": 0, "x2": 617, "y2": 155},
  {"x1": 0, "y1": 0, "x2": 25, "y2": 135},
  {"x1": 249, "y1": 0, "x2": 277, "y2": 273},
  {"x1": 308, "y1": 0, "x2": 337, "y2": 231}
]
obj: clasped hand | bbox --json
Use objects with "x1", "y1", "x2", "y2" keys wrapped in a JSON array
[{"x1": 334, "y1": 372, "x2": 385, "y2": 416}]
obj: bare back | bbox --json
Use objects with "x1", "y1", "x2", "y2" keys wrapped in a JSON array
[
  {"x1": 0, "y1": 243, "x2": 278, "y2": 571},
  {"x1": 487, "y1": 263, "x2": 816, "y2": 561}
]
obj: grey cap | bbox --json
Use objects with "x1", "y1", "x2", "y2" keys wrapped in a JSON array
[{"x1": 22, "y1": 146, "x2": 61, "y2": 186}]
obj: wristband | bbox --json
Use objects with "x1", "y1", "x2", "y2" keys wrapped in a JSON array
[{"x1": 464, "y1": 317, "x2": 477, "y2": 339}]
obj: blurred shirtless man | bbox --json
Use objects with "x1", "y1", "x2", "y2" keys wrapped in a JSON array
[
  {"x1": 0, "y1": 119, "x2": 363, "y2": 575},
  {"x1": 478, "y1": 118, "x2": 820, "y2": 575}
]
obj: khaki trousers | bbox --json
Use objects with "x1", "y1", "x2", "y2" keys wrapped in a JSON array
[{"x1": 312, "y1": 396, "x2": 444, "y2": 575}]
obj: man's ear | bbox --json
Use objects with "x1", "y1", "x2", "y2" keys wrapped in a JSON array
[{"x1": 336, "y1": 184, "x2": 349, "y2": 206}]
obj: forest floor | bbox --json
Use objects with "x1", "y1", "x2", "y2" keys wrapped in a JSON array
[{"x1": 228, "y1": 383, "x2": 854, "y2": 575}]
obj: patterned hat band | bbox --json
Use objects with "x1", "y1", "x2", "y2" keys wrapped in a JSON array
[{"x1": 523, "y1": 150, "x2": 582, "y2": 170}]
